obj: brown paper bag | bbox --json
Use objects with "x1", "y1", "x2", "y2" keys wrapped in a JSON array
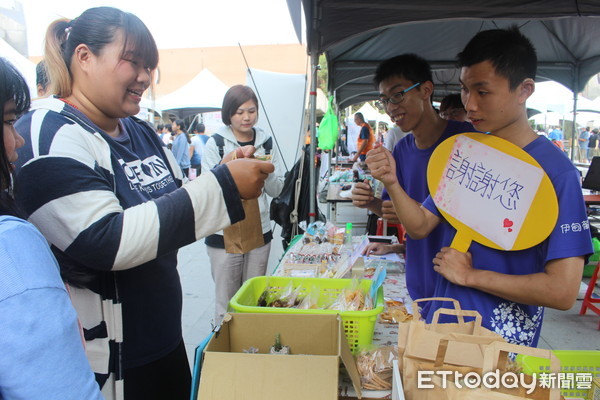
[
  {"x1": 415, "y1": 338, "x2": 560, "y2": 400},
  {"x1": 435, "y1": 341, "x2": 560, "y2": 400},
  {"x1": 403, "y1": 307, "x2": 504, "y2": 370},
  {"x1": 403, "y1": 332, "x2": 505, "y2": 400},
  {"x1": 398, "y1": 297, "x2": 464, "y2": 357},
  {"x1": 481, "y1": 341, "x2": 560, "y2": 400},
  {"x1": 223, "y1": 198, "x2": 264, "y2": 254}
]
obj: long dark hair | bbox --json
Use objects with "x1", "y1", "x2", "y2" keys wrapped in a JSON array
[
  {"x1": 0, "y1": 58, "x2": 30, "y2": 216},
  {"x1": 174, "y1": 119, "x2": 190, "y2": 143}
]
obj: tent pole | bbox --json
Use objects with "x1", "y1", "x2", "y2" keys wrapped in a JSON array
[
  {"x1": 571, "y1": 91, "x2": 578, "y2": 162},
  {"x1": 308, "y1": 53, "x2": 319, "y2": 223},
  {"x1": 570, "y1": 70, "x2": 580, "y2": 162}
]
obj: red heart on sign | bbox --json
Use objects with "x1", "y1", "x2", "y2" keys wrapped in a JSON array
[{"x1": 503, "y1": 218, "x2": 514, "y2": 228}]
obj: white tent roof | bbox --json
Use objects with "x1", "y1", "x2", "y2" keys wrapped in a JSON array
[
  {"x1": 156, "y1": 69, "x2": 228, "y2": 118},
  {"x1": 355, "y1": 102, "x2": 393, "y2": 126},
  {"x1": 529, "y1": 111, "x2": 563, "y2": 127},
  {"x1": 528, "y1": 81, "x2": 600, "y2": 115},
  {"x1": 0, "y1": 38, "x2": 36, "y2": 98},
  {"x1": 355, "y1": 102, "x2": 379, "y2": 121}
]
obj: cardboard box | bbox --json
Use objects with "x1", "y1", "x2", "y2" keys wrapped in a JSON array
[{"x1": 198, "y1": 313, "x2": 362, "y2": 400}]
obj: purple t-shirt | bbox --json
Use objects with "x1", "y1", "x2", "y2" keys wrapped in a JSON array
[
  {"x1": 422, "y1": 136, "x2": 593, "y2": 346},
  {"x1": 382, "y1": 120, "x2": 475, "y2": 304}
]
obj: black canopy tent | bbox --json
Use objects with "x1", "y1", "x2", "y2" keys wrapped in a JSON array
[
  {"x1": 286, "y1": 0, "x2": 600, "y2": 220},
  {"x1": 322, "y1": 17, "x2": 600, "y2": 107}
]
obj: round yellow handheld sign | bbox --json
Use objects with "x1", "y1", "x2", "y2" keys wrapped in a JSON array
[{"x1": 427, "y1": 132, "x2": 558, "y2": 253}]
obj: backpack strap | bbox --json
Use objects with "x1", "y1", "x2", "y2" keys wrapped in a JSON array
[
  {"x1": 263, "y1": 136, "x2": 273, "y2": 155},
  {"x1": 211, "y1": 133, "x2": 225, "y2": 160}
]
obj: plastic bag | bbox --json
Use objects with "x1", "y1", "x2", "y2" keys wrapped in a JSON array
[
  {"x1": 329, "y1": 278, "x2": 366, "y2": 311},
  {"x1": 317, "y1": 96, "x2": 339, "y2": 150},
  {"x1": 356, "y1": 345, "x2": 399, "y2": 390},
  {"x1": 379, "y1": 298, "x2": 413, "y2": 323},
  {"x1": 268, "y1": 281, "x2": 302, "y2": 307},
  {"x1": 297, "y1": 285, "x2": 321, "y2": 309}
]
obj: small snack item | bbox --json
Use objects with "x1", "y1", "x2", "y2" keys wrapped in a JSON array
[
  {"x1": 379, "y1": 299, "x2": 413, "y2": 323},
  {"x1": 327, "y1": 224, "x2": 345, "y2": 245},
  {"x1": 296, "y1": 285, "x2": 320, "y2": 309},
  {"x1": 356, "y1": 346, "x2": 398, "y2": 390},
  {"x1": 329, "y1": 279, "x2": 367, "y2": 311},
  {"x1": 269, "y1": 281, "x2": 300, "y2": 307},
  {"x1": 255, "y1": 154, "x2": 272, "y2": 161},
  {"x1": 269, "y1": 333, "x2": 290, "y2": 355}
]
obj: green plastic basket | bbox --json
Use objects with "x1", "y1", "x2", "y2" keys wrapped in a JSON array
[
  {"x1": 228, "y1": 276, "x2": 384, "y2": 354},
  {"x1": 517, "y1": 350, "x2": 600, "y2": 398}
]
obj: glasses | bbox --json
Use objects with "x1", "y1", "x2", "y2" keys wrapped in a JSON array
[
  {"x1": 375, "y1": 82, "x2": 421, "y2": 111},
  {"x1": 440, "y1": 108, "x2": 466, "y2": 119}
]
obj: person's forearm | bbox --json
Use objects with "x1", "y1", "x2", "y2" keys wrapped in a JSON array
[
  {"x1": 386, "y1": 182, "x2": 438, "y2": 239},
  {"x1": 464, "y1": 258, "x2": 584, "y2": 310},
  {"x1": 389, "y1": 243, "x2": 404, "y2": 253}
]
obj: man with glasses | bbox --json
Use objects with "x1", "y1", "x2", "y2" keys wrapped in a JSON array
[
  {"x1": 439, "y1": 93, "x2": 468, "y2": 122},
  {"x1": 352, "y1": 53, "x2": 474, "y2": 308}
]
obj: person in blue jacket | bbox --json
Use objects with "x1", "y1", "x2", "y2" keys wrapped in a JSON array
[
  {"x1": 0, "y1": 58, "x2": 103, "y2": 400},
  {"x1": 171, "y1": 118, "x2": 191, "y2": 176}
]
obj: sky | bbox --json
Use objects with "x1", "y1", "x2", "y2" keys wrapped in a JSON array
[{"x1": 20, "y1": 0, "x2": 302, "y2": 56}]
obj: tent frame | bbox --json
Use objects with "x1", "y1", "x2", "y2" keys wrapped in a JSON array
[{"x1": 288, "y1": 0, "x2": 600, "y2": 219}]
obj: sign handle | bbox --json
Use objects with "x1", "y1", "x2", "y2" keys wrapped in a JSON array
[{"x1": 450, "y1": 230, "x2": 472, "y2": 253}]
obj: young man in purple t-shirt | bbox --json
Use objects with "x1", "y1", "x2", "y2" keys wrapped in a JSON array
[{"x1": 352, "y1": 54, "x2": 474, "y2": 307}]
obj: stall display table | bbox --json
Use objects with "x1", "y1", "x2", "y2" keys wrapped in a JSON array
[
  {"x1": 326, "y1": 182, "x2": 369, "y2": 233},
  {"x1": 271, "y1": 235, "x2": 409, "y2": 399},
  {"x1": 584, "y1": 194, "x2": 600, "y2": 206}
]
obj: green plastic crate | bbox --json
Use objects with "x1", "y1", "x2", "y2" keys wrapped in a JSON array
[
  {"x1": 517, "y1": 350, "x2": 600, "y2": 398},
  {"x1": 228, "y1": 276, "x2": 384, "y2": 354}
]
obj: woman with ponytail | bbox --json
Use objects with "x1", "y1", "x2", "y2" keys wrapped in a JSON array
[
  {"x1": 14, "y1": 6, "x2": 273, "y2": 400},
  {"x1": 0, "y1": 58, "x2": 102, "y2": 399}
]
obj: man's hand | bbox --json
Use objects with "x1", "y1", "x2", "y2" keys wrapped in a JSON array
[
  {"x1": 432, "y1": 247, "x2": 473, "y2": 287},
  {"x1": 381, "y1": 200, "x2": 400, "y2": 224},
  {"x1": 221, "y1": 145, "x2": 256, "y2": 164},
  {"x1": 351, "y1": 180, "x2": 375, "y2": 208},
  {"x1": 362, "y1": 242, "x2": 404, "y2": 256},
  {"x1": 226, "y1": 159, "x2": 274, "y2": 199},
  {"x1": 366, "y1": 146, "x2": 398, "y2": 187}
]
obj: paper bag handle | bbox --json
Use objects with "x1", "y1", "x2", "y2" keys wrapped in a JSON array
[
  {"x1": 482, "y1": 341, "x2": 560, "y2": 400},
  {"x1": 431, "y1": 308, "x2": 483, "y2": 335},
  {"x1": 434, "y1": 332, "x2": 504, "y2": 368},
  {"x1": 412, "y1": 297, "x2": 462, "y2": 321}
]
